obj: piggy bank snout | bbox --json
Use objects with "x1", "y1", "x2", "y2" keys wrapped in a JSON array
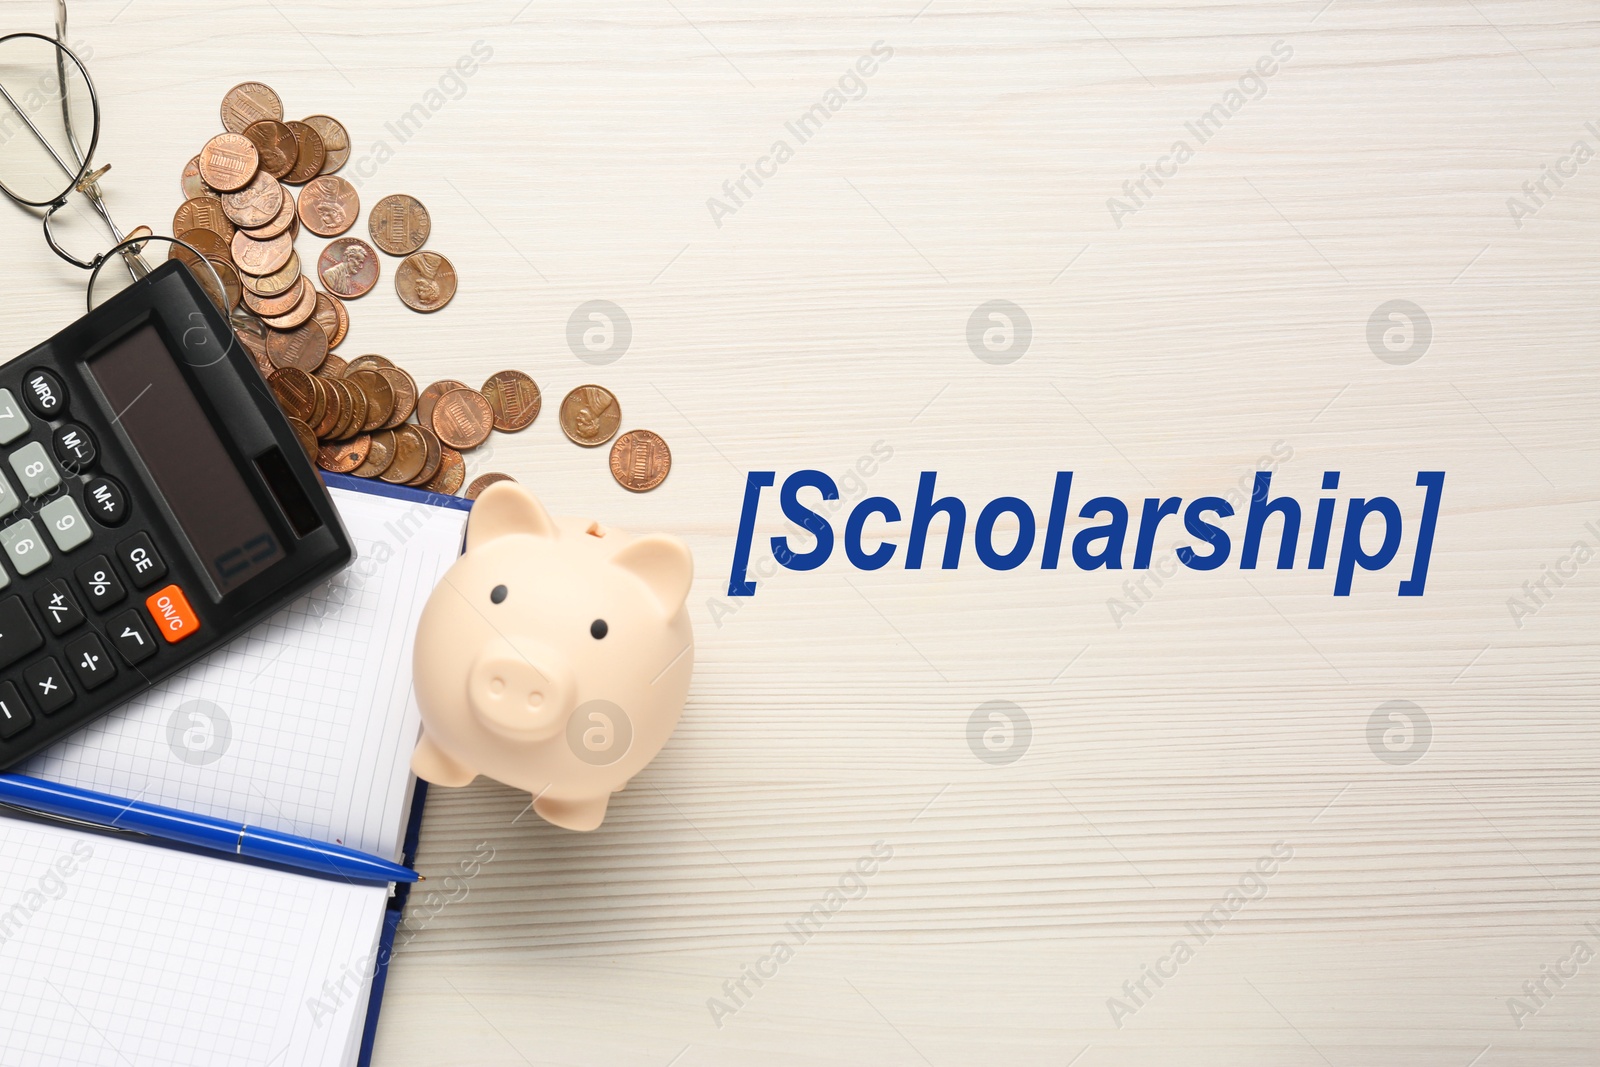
[{"x1": 467, "y1": 638, "x2": 576, "y2": 741}]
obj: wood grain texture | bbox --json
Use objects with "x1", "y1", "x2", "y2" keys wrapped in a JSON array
[{"x1": 5, "y1": 0, "x2": 1598, "y2": 1063}]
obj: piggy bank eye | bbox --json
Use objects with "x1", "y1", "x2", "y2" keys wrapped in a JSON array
[
  {"x1": 490, "y1": 585, "x2": 508, "y2": 604},
  {"x1": 590, "y1": 619, "x2": 608, "y2": 639}
]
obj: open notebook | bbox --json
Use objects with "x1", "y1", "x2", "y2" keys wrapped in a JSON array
[{"x1": 0, "y1": 477, "x2": 471, "y2": 1067}]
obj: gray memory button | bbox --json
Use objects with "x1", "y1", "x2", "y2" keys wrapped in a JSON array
[
  {"x1": 0, "y1": 390, "x2": 27, "y2": 445},
  {"x1": 1, "y1": 519, "x2": 49, "y2": 575},
  {"x1": 39, "y1": 496, "x2": 90, "y2": 552},
  {"x1": 8, "y1": 441, "x2": 60, "y2": 498}
]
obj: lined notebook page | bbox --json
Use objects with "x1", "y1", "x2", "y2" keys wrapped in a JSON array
[
  {"x1": 22, "y1": 485, "x2": 469, "y2": 858},
  {"x1": 0, "y1": 813, "x2": 388, "y2": 1067}
]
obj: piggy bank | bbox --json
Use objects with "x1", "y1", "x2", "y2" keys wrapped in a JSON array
[{"x1": 410, "y1": 482, "x2": 694, "y2": 831}]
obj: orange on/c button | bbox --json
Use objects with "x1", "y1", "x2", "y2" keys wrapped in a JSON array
[{"x1": 145, "y1": 584, "x2": 200, "y2": 643}]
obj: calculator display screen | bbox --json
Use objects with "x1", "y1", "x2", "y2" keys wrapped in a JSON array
[{"x1": 89, "y1": 325, "x2": 285, "y2": 595}]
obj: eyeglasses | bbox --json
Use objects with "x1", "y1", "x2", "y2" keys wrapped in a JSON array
[{"x1": 0, "y1": 0, "x2": 229, "y2": 315}]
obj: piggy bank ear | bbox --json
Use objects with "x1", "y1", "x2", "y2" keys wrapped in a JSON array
[
  {"x1": 466, "y1": 482, "x2": 558, "y2": 550},
  {"x1": 612, "y1": 535, "x2": 693, "y2": 616}
]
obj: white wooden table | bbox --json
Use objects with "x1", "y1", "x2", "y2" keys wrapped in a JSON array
[{"x1": 4, "y1": 1, "x2": 1597, "y2": 1063}]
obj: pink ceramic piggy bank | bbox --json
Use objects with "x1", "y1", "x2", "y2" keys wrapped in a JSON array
[{"x1": 410, "y1": 482, "x2": 694, "y2": 831}]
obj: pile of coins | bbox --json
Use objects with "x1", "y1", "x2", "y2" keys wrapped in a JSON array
[{"x1": 174, "y1": 81, "x2": 670, "y2": 495}]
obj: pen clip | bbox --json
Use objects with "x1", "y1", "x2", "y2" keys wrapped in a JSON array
[{"x1": 0, "y1": 800, "x2": 147, "y2": 838}]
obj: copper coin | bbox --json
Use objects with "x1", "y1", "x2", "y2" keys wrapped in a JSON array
[
  {"x1": 174, "y1": 196, "x2": 235, "y2": 245},
  {"x1": 221, "y1": 82, "x2": 284, "y2": 134},
  {"x1": 297, "y1": 175, "x2": 359, "y2": 237},
  {"x1": 318, "y1": 238, "x2": 379, "y2": 298},
  {"x1": 422, "y1": 446, "x2": 465, "y2": 495},
  {"x1": 240, "y1": 250, "x2": 300, "y2": 296},
  {"x1": 221, "y1": 170, "x2": 284, "y2": 229},
  {"x1": 304, "y1": 374, "x2": 329, "y2": 430},
  {"x1": 559, "y1": 385, "x2": 621, "y2": 447},
  {"x1": 380, "y1": 425, "x2": 429, "y2": 484},
  {"x1": 262, "y1": 277, "x2": 319, "y2": 330},
  {"x1": 311, "y1": 290, "x2": 347, "y2": 348},
  {"x1": 198, "y1": 132, "x2": 259, "y2": 192},
  {"x1": 368, "y1": 194, "x2": 430, "y2": 256},
  {"x1": 417, "y1": 380, "x2": 467, "y2": 427},
  {"x1": 268, "y1": 367, "x2": 318, "y2": 421},
  {"x1": 235, "y1": 318, "x2": 272, "y2": 376},
  {"x1": 204, "y1": 258, "x2": 242, "y2": 313},
  {"x1": 301, "y1": 115, "x2": 350, "y2": 173},
  {"x1": 430, "y1": 388, "x2": 494, "y2": 450},
  {"x1": 480, "y1": 371, "x2": 540, "y2": 432},
  {"x1": 335, "y1": 377, "x2": 369, "y2": 440},
  {"x1": 350, "y1": 429, "x2": 397, "y2": 478},
  {"x1": 348, "y1": 369, "x2": 395, "y2": 432},
  {"x1": 243, "y1": 119, "x2": 299, "y2": 180},
  {"x1": 166, "y1": 239, "x2": 232, "y2": 310},
  {"x1": 244, "y1": 185, "x2": 296, "y2": 240},
  {"x1": 282, "y1": 120, "x2": 326, "y2": 185},
  {"x1": 265, "y1": 320, "x2": 328, "y2": 373},
  {"x1": 346, "y1": 355, "x2": 394, "y2": 373},
  {"x1": 318, "y1": 434, "x2": 371, "y2": 474},
  {"x1": 465, "y1": 473, "x2": 515, "y2": 500},
  {"x1": 181, "y1": 156, "x2": 207, "y2": 199},
  {"x1": 378, "y1": 368, "x2": 417, "y2": 429},
  {"x1": 286, "y1": 417, "x2": 318, "y2": 462},
  {"x1": 244, "y1": 274, "x2": 308, "y2": 318},
  {"x1": 313, "y1": 378, "x2": 344, "y2": 438},
  {"x1": 609, "y1": 430, "x2": 671, "y2": 492},
  {"x1": 316, "y1": 352, "x2": 348, "y2": 379},
  {"x1": 395, "y1": 251, "x2": 456, "y2": 312},
  {"x1": 232, "y1": 228, "x2": 294, "y2": 276},
  {"x1": 408, "y1": 424, "x2": 444, "y2": 485},
  {"x1": 171, "y1": 228, "x2": 231, "y2": 261}
]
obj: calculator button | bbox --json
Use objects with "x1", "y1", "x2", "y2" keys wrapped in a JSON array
[
  {"x1": 23, "y1": 657, "x2": 72, "y2": 713},
  {"x1": 76, "y1": 555, "x2": 126, "y2": 611},
  {"x1": 22, "y1": 369, "x2": 65, "y2": 419},
  {"x1": 8, "y1": 441, "x2": 59, "y2": 498},
  {"x1": 0, "y1": 519, "x2": 49, "y2": 575},
  {"x1": 39, "y1": 496, "x2": 90, "y2": 552},
  {"x1": 85, "y1": 476, "x2": 126, "y2": 526},
  {"x1": 117, "y1": 533, "x2": 166, "y2": 589},
  {"x1": 0, "y1": 472, "x2": 20, "y2": 520},
  {"x1": 106, "y1": 609, "x2": 156, "y2": 665},
  {"x1": 0, "y1": 390, "x2": 27, "y2": 445},
  {"x1": 65, "y1": 633, "x2": 115, "y2": 690},
  {"x1": 0, "y1": 682, "x2": 30, "y2": 740},
  {"x1": 145, "y1": 584, "x2": 199, "y2": 644},
  {"x1": 51, "y1": 424, "x2": 95, "y2": 469},
  {"x1": 32, "y1": 580, "x2": 83, "y2": 636},
  {"x1": 0, "y1": 597, "x2": 43, "y2": 669}
]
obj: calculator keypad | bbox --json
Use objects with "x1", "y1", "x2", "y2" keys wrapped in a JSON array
[
  {"x1": 51, "y1": 424, "x2": 95, "y2": 468},
  {"x1": 1, "y1": 519, "x2": 48, "y2": 575},
  {"x1": 117, "y1": 533, "x2": 166, "y2": 589},
  {"x1": 39, "y1": 497, "x2": 90, "y2": 552},
  {"x1": 32, "y1": 581, "x2": 83, "y2": 636},
  {"x1": 75, "y1": 556, "x2": 125, "y2": 611},
  {"x1": 24, "y1": 656, "x2": 72, "y2": 714},
  {"x1": 65, "y1": 633, "x2": 115, "y2": 690},
  {"x1": 9, "y1": 441, "x2": 59, "y2": 498},
  {"x1": 0, "y1": 391, "x2": 27, "y2": 446},
  {"x1": 0, "y1": 597, "x2": 44, "y2": 669},
  {"x1": 107, "y1": 610, "x2": 156, "y2": 665},
  {"x1": 84, "y1": 477, "x2": 126, "y2": 525},
  {"x1": 21, "y1": 370, "x2": 64, "y2": 420},
  {"x1": 0, "y1": 682, "x2": 30, "y2": 739}
]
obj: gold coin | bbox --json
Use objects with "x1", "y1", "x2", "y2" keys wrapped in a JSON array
[
  {"x1": 301, "y1": 115, "x2": 350, "y2": 173},
  {"x1": 221, "y1": 82, "x2": 284, "y2": 134},
  {"x1": 368, "y1": 194, "x2": 430, "y2": 256},
  {"x1": 242, "y1": 119, "x2": 299, "y2": 179},
  {"x1": 282, "y1": 120, "x2": 326, "y2": 184},
  {"x1": 286, "y1": 416, "x2": 318, "y2": 462},
  {"x1": 609, "y1": 430, "x2": 671, "y2": 492},
  {"x1": 559, "y1": 384, "x2": 620, "y2": 447},
  {"x1": 266, "y1": 319, "x2": 328, "y2": 373},
  {"x1": 174, "y1": 196, "x2": 235, "y2": 245},
  {"x1": 318, "y1": 238, "x2": 379, "y2": 298},
  {"x1": 430, "y1": 388, "x2": 494, "y2": 450},
  {"x1": 240, "y1": 250, "x2": 300, "y2": 296},
  {"x1": 181, "y1": 156, "x2": 207, "y2": 199},
  {"x1": 422, "y1": 446, "x2": 465, "y2": 495},
  {"x1": 221, "y1": 171, "x2": 284, "y2": 230},
  {"x1": 297, "y1": 174, "x2": 359, "y2": 237},
  {"x1": 380, "y1": 425, "x2": 429, "y2": 484},
  {"x1": 232, "y1": 228, "x2": 294, "y2": 276},
  {"x1": 417, "y1": 380, "x2": 466, "y2": 427},
  {"x1": 351, "y1": 428, "x2": 397, "y2": 478},
  {"x1": 262, "y1": 277, "x2": 319, "y2": 330},
  {"x1": 395, "y1": 251, "x2": 456, "y2": 312},
  {"x1": 481, "y1": 370, "x2": 540, "y2": 432},
  {"x1": 378, "y1": 368, "x2": 417, "y2": 429},
  {"x1": 198, "y1": 132, "x2": 259, "y2": 192},
  {"x1": 465, "y1": 472, "x2": 515, "y2": 500},
  {"x1": 318, "y1": 434, "x2": 371, "y2": 474},
  {"x1": 244, "y1": 185, "x2": 296, "y2": 240}
]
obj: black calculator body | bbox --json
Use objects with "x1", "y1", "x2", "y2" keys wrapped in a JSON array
[{"x1": 0, "y1": 260, "x2": 352, "y2": 768}]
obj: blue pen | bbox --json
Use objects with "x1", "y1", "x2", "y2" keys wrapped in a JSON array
[{"x1": 0, "y1": 773, "x2": 418, "y2": 884}]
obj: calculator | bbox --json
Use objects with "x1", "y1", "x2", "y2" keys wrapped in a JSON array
[{"x1": 0, "y1": 260, "x2": 352, "y2": 768}]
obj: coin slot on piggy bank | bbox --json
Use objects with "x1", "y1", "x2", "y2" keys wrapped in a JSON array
[{"x1": 410, "y1": 482, "x2": 694, "y2": 831}]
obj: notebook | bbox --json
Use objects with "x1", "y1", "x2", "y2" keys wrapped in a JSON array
[{"x1": 0, "y1": 475, "x2": 472, "y2": 1067}]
